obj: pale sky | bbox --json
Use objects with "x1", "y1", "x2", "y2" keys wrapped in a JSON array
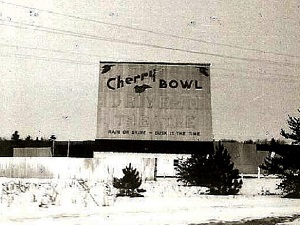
[{"x1": 0, "y1": 0, "x2": 299, "y2": 141}]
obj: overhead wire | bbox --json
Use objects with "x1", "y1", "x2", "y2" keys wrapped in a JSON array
[
  {"x1": 0, "y1": 52, "x2": 98, "y2": 65},
  {"x1": 1, "y1": 0, "x2": 300, "y2": 60},
  {"x1": 0, "y1": 47, "x2": 299, "y2": 81},
  {"x1": 212, "y1": 68, "x2": 299, "y2": 81},
  {"x1": 1, "y1": 20, "x2": 299, "y2": 69},
  {"x1": 1, "y1": 41, "x2": 298, "y2": 78},
  {"x1": 1, "y1": 41, "x2": 298, "y2": 80},
  {"x1": 0, "y1": 42, "x2": 127, "y2": 60}
]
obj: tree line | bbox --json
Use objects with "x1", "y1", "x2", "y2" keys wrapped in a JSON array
[{"x1": 9, "y1": 131, "x2": 56, "y2": 142}]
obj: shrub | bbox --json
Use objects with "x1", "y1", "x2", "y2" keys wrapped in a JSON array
[
  {"x1": 261, "y1": 153, "x2": 300, "y2": 198},
  {"x1": 261, "y1": 108, "x2": 300, "y2": 198},
  {"x1": 176, "y1": 142, "x2": 242, "y2": 195},
  {"x1": 113, "y1": 163, "x2": 143, "y2": 197}
]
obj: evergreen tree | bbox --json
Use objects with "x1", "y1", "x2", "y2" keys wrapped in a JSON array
[
  {"x1": 25, "y1": 135, "x2": 32, "y2": 141},
  {"x1": 280, "y1": 108, "x2": 300, "y2": 144},
  {"x1": 11, "y1": 131, "x2": 20, "y2": 141},
  {"x1": 176, "y1": 142, "x2": 242, "y2": 195},
  {"x1": 113, "y1": 163, "x2": 143, "y2": 197},
  {"x1": 261, "y1": 108, "x2": 300, "y2": 198},
  {"x1": 260, "y1": 154, "x2": 286, "y2": 175},
  {"x1": 49, "y1": 134, "x2": 57, "y2": 141}
]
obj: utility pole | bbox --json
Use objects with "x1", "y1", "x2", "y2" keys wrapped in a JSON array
[
  {"x1": 50, "y1": 134, "x2": 56, "y2": 157},
  {"x1": 67, "y1": 139, "x2": 70, "y2": 157},
  {"x1": 52, "y1": 139, "x2": 55, "y2": 157}
]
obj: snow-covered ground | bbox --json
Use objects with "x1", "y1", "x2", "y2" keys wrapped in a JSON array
[{"x1": 0, "y1": 177, "x2": 300, "y2": 225}]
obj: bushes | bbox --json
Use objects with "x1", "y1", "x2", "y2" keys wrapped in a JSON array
[
  {"x1": 176, "y1": 142, "x2": 243, "y2": 195},
  {"x1": 261, "y1": 153, "x2": 300, "y2": 198},
  {"x1": 261, "y1": 108, "x2": 300, "y2": 198},
  {"x1": 113, "y1": 163, "x2": 144, "y2": 197}
]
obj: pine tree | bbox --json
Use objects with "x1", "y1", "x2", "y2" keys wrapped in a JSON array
[
  {"x1": 261, "y1": 108, "x2": 300, "y2": 198},
  {"x1": 280, "y1": 108, "x2": 300, "y2": 144},
  {"x1": 113, "y1": 163, "x2": 143, "y2": 197},
  {"x1": 176, "y1": 153, "x2": 212, "y2": 187},
  {"x1": 11, "y1": 131, "x2": 20, "y2": 141},
  {"x1": 208, "y1": 142, "x2": 242, "y2": 195},
  {"x1": 176, "y1": 142, "x2": 242, "y2": 195},
  {"x1": 260, "y1": 154, "x2": 286, "y2": 175}
]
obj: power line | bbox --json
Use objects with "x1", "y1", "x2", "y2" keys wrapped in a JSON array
[
  {"x1": 0, "y1": 49, "x2": 299, "y2": 81},
  {"x1": 1, "y1": 20, "x2": 299, "y2": 69},
  {"x1": 0, "y1": 42, "x2": 130, "y2": 60},
  {"x1": 2, "y1": 40, "x2": 298, "y2": 79},
  {"x1": 0, "y1": 52, "x2": 97, "y2": 65},
  {"x1": 213, "y1": 67, "x2": 299, "y2": 81},
  {"x1": 2, "y1": 42, "x2": 297, "y2": 76},
  {"x1": 1, "y1": 0, "x2": 300, "y2": 60},
  {"x1": 216, "y1": 74, "x2": 299, "y2": 82}
]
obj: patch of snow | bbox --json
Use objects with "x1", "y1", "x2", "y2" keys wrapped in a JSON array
[{"x1": 0, "y1": 177, "x2": 299, "y2": 225}]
